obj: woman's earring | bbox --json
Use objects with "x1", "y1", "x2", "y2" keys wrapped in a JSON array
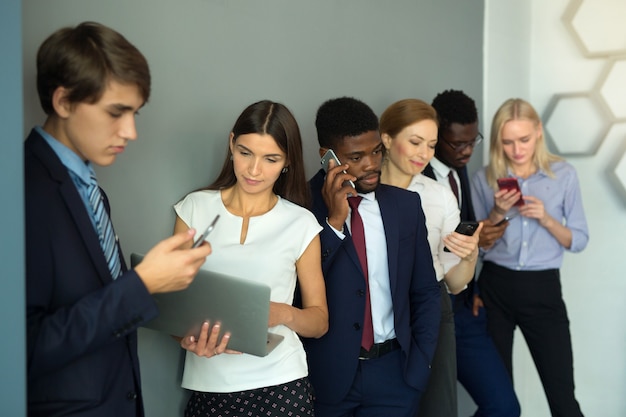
[
  {"x1": 281, "y1": 167, "x2": 288, "y2": 174},
  {"x1": 230, "y1": 154, "x2": 233, "y2": 161}
]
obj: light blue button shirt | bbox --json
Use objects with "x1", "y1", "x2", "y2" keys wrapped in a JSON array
[{"x1": 471, "y1": 161, "x2": 589, "y2": 271}]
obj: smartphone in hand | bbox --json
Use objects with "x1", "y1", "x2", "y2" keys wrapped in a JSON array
[
  {"x1": 192, "y1": 214, "x2": 220, "y2": 248},
  {"x1": 494, "y1": 212, "x2": 518, "y2": 227},
  {"x1": 321, "y1": 149, "x2": 355, "y2": 189},
  {"x1": 444, "y1": 221, "x2": 479, "y2": 252},
  {"x1": 497, "y1": 177, "x2": 524, "y2": 206}
]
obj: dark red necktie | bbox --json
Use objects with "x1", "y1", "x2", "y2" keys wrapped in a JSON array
[
  {"x1": 448, "y1": 171, "x2": 459, "y2": 203},
  {"x1": 348, "y1": 196, "x2": 374, "y2": 351}
]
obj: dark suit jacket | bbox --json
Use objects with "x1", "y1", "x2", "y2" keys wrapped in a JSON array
[
  {"x1": 25, "y1": 129, "x2": 158, "y2": 417},
  {"x1": 302, "y1": 170, "x2": 441, "y2": 404}
]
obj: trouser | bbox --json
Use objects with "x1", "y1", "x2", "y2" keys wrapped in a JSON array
[
  {"x1": 453, "y1": 290, "x2": 520, "y2": 417},
  {"x1": 479, "y1": 262, "x2": 583, "y2": 417},
  {"x1": 314, "y1": 348, "x2": 421, "y2": 417},
  {"x1": 416, "y1": 281, "x2": 457, "y2": 417}
]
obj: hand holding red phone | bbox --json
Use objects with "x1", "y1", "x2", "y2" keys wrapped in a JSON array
[{"x1": 495, "y1": 178, "x2": 523, "y2": 213}]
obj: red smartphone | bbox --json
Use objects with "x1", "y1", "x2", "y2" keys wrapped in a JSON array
[{"x1": 497, "y1": 178, "x2": 524, "y2": 206}]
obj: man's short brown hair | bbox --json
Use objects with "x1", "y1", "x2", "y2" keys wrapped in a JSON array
[{"x1": 36, "y1": 21, "x2": 151, "y2": 115}]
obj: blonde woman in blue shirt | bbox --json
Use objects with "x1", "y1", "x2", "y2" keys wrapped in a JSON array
[{"x1": 471, "y1": 98, "x2": 589, "y2": 417}]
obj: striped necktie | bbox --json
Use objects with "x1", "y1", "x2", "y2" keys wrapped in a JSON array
[{"x1": 88, "y1": 175, "x2": 122, "y2": 279}]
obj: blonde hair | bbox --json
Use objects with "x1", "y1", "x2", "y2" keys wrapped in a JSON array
[{"x1": 486, "y1": 98, "x2": 562, "y2": 189}]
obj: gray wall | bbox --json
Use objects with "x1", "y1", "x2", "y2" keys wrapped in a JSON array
[
  {"x1": 21, "y1": 1, "x2": 484, "y2": 416},
  {"x1": 0, "y1": 0, "x2": 25, "y2": 415}
]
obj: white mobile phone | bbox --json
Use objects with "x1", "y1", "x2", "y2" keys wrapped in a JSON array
[
  {"x1": 320, "y1": 149, "x2": 355, "y2": 188},
  {"x1": 192, "y1": 214, "x2": 220, "y2": 248}
]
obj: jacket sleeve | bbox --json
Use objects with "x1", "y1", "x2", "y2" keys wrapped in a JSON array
[{"x1": 25, "y1": 181, "x2": 158, "y2": 379}]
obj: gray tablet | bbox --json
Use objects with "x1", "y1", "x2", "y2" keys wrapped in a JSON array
[{"x1": 131, "y1": 253, "x2": 283, "y2": 357}]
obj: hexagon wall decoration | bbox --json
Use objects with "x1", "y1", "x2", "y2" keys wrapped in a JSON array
[
  {"x1": 542, "y1": 92, "x2": 610, "y2": 156},
  {"x1": 608, "y1": 140, "x2": 626, "y2": 207},
  {"x1": 563, "y1": 0, "x2": 626, "y2": 58},
  {"x1": 596, "y1": 56, "x2": 626, "y2": 121}
]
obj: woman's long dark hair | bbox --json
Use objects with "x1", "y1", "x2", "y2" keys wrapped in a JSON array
[{"x1": 205, "y1": 100, "x2": 311, "y2": 208}]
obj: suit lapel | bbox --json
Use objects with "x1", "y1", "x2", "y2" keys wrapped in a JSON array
[
  {"x1": 422, "y1": 164, "x2": 436, "y2": 181},
  {"x1": 28, "y1": 131, "x2": 114, "y2": 285},
  {"x1": 456, "y1": 166, "x2": 476, "y2": 221},
  {"x1": 311, "y1": 170, "x2": 365, "y2": 277},
  {"x1": 425, "y1": 162, "x2": 476, "y2": 221},
  {"x1": 60, "y1": 181, "x2": 114, "y2": 284}
]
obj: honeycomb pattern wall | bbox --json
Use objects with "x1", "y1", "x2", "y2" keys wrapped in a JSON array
[{"x1": 542, "y1": 0, "x2": 626, "y2": 202}]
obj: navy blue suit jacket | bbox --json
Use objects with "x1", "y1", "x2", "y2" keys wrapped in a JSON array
[
  {"x1": 25, "y1": 129, "x2": 158, "y2": 417},
  {"x1": 302, "y1": 170, "x2": 441, "y2": 404}
]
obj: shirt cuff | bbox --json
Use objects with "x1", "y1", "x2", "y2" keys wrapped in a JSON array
[{"x1": 326, "y1": 217, "x2": 346, "y2": 239}]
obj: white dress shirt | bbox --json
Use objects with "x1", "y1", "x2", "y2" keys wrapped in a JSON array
[
  {"x1": 329, "y1": 191, "x2": 396, "y2": 343},
  {"x1": 407, "y1": 174, "x2": 461, "y2": 283}
]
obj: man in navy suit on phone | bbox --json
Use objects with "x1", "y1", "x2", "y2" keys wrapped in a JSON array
[
  {"x1": 25, "y1": 22, "x2": 213, "y2": 417},
  {"x1": 301, "y1": 97, "x2": 441, "y2": 417}
]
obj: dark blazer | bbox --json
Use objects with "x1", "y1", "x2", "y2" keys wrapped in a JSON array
[
  {"x1": 25, "y1": 129, "x2": 158, "y2": 417},
  {"x1": 302, "y1": 170, "x2": 441, "y2": 404}
]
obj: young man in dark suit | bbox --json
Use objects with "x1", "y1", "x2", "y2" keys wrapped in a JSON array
[
  {"x1": 25, "y1": 22, "x2": 217, "y2": 417},
  {"x1": 301, "y1": 97, "x2": 441, "y2": 417},
  {"x1": 424, "y1": 89, "x2": 520, "y2": 416}
]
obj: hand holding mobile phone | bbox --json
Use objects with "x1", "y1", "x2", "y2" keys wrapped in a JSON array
[
  {"x1": 497, "y1": 178, "x2": 524, "y2": 206},
  {"x1": 192, "y1": 214, "x2": 220, "y2": 248},
  {"x1": 320, "y1": 149, "x2": 355, "y2": 189},
  {"x1": 444, "y1": 221, "x2": 479, "y2": 252}
]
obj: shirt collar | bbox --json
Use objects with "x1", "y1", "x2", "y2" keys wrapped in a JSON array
[
  {"x1": 429, "y1": 157, "x2": 453, "y2": 178},
  {"x1": 358, "y1": 190, "x2": 377, "y2": 202},
  {"x1": 506, "y1": 166, "x2": 549, "y2": 180},
  {"x1": 36, "y1": 125, "x2": 94, "y2": 186},
  {"x1": 409, "y1": 174, "x2": 427, "y2": 191}
]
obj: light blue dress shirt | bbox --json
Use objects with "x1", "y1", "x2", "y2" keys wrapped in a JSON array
[{"x1": 471, "y1": 161, "x2": 589, "y2": 271}]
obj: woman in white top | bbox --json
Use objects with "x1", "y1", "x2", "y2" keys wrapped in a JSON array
[
  {"x1": 175, "y1": 100, "x2": 328, "y2": 417},
  {"x1": 379, "y1": 99, "x2": 481, "y2": 417}
]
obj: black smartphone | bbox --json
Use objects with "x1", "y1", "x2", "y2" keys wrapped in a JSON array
[
  {"x1": 192, "y1": 214, "x2": 220, "y2": 248},
  {"x1": 320, "y1": 149, "x2": 355, "y2": 188},
  {"x1": 444, "y1": 221, "x2": 479, "y2": 252},
  {"x1": 497, "y1": 177, "x2": 524, "y2": 206}
]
